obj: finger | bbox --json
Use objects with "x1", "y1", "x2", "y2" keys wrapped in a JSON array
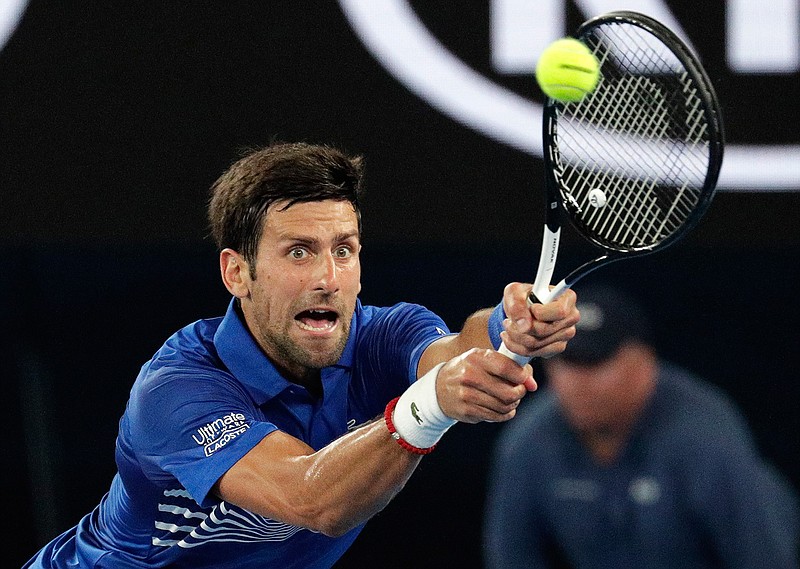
[
  {"x1": 504, "y1": 289, "x2": 579, "y2": 341},
  {"x1": 501, "y1": 325, "x2": 575, "y2": 354},
  {"x1": 528, "y1": 315, "x2": 577, "y2": 339},
  {"x1": 500, "y1": 326, "x2": 575, "y2": 363},
  {"x1": 500, "y1": 329, "x2": 534, "y2": 358},
  {"x1": 530, "y1": 288, "x2": 578, "y2": 323},
  {"x1": 485, "y1": 349, "x2": 538, "y2": 388},
  {"x1": 448, "y1": 348, "x2": 531, "y2": 385},
  {"x1": 531, "y1": 340, "x2": 571, "y2": 360},
  {"x1": 461, "y1": 353, "x2": 532, "y2": 405},
  {"x1": 458, "y1": 400, "x2": 522, "y2": 424},
  {"x1": 441, "y1": 350, "x2": 533, "y2": 421},
  {"x1": 527, "y1": 317, "x2": 579, "y2": 344},
  {"x1": 502, "y1": 282, "x2": 534, "y2": 333},
  {"x1": 522, "y1": 364, "x2": 538, "y2": 391},
  {"x1": 452, "y1": 383, "x2": 527, "y2": 424},
  {"x1": 470, "y1": 386, "x2": 526, "y2": 414}
]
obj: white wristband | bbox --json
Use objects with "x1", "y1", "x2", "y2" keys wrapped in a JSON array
[{"x1": 392, "y1": 362, "x2": 457, "y2": 449}]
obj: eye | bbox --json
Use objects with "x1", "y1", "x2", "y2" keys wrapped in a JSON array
[
  {"x1": 289, "y1": 247, "x2": 308, "y2": 260},
  {"x1": 334, "y1": 246, "x2": 352, "y2": 259}
]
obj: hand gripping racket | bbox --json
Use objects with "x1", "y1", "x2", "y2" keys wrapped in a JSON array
[{"x1": 499, "y1": 11, "x2": 724, "y2": 365}]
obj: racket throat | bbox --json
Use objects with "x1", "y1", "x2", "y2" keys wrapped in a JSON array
[{"x1": 531, "y1": 226, "x2": 561, "y2": 303}]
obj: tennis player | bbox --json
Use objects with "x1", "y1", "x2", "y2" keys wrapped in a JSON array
[{"x1": 23, "y1": 142, "x2": 578, "y2": 569}]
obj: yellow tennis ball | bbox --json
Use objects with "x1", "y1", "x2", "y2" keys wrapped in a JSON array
[{"x1": 535, "y1": 38, "x2": 600, "y2": 103}]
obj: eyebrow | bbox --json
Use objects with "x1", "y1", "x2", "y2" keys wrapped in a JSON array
[{"x1": 278, "y1": 231, "x2": 360, "y2": 246}]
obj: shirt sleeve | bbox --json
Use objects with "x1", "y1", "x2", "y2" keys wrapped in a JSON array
[
  {"x1": 125, "y1": 365, "x2": 278, "y2": 508},
  {"x1": 349, "y1": 302, "x2": 451, "y2": 416},
  {"x1": 685, "y1": 396, "x2": 800, "y2": 569}
]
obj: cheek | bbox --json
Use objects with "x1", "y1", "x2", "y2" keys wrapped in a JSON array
[
  {"x1": 251, "y1": 273, "x2": 295, "y2": 316},
  {"x1": 342, "y1": 261, "x2": 361, "y2": 294},
  {"x1": 261, "y1": 264, "x2": 304, "y2": 291},
  {"x1": 553, "y1": 375, "x2": 601, "y2": 415}
]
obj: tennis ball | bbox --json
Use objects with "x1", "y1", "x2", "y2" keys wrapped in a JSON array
[{"x1": 535, "y1": 38, "x2": 600, "y2": 103}]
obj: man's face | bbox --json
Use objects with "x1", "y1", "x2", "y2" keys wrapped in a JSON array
[
  {"x1": 546, "y1": 348, "x2": 641, "y2": 434},
  {"x1": 240, "y1": 199, "x2": 361, "y2": 380}
]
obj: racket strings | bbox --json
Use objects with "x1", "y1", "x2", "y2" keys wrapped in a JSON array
[{"x1": 552, "y1": 22, "x2": 713, "y2": 251}]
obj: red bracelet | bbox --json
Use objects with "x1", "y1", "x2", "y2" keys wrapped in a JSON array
[{"x1": 384, "y1": 397, "x2": 437, "y2": 455}]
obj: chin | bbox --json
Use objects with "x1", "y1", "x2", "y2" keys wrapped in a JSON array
[
  {"x1": 299, "y1": 338, "x2": 348, "y2": 368},
  {"x1": 570, "y1": 414, "x2": 606, "y2": 433}
]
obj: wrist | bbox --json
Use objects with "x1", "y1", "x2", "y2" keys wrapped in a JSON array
[
  {"x1": 386, "y1": 362, "x2": 456, "y2": 453},
  {"x1": 487, "y1": 302, "x2": 506, "y2": 350}
]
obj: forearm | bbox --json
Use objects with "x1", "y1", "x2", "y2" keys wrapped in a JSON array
[
  {"x1": 418, "y1": 308, "x2": 493, "y2": 374},
  {"x1": 298, "y1": 419, "x2": 423, "y2": 536},
  {"x1": 216, "y1": 417, "x2": 422, "y2": 537}
]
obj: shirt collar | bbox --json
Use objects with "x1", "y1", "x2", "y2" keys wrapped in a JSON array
[{"x1": 214, "y1": 298, "x2": 359, "y2": 405}]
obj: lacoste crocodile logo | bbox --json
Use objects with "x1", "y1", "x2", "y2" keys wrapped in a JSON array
[{"x1": 410, "y1": 402, "x2": 423, "y2": 425}]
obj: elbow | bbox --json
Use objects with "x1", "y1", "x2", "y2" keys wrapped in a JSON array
[
  {"x1": 299, "y1": 504, "x2": 362, "y2": 538},
  {"x1": 239, "y1": 499, "x2": 358, "y2": 538},
  {"x1": 296, "y1": 485, "x2": 400, "y2": 536},
  {"x1": 317, "y1": 519, "x2": 357, "y2": 539},
  {"x1": 233, "y1": 482, "x2": 360, "y2": 537}
]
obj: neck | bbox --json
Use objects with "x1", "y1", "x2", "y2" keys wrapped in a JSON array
[
  {"x1": 295, "y1": 371, "x2": 323, "y2": 399},
  {"x1": 272, "y1": 360, "x2": 324, "y2": 399},
  {"x1": 581, "y1": 425, "x2": 632, "y2": 466}
]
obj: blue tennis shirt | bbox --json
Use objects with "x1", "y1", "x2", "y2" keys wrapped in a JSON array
[{"x1": 25, "y1": 298, "x2": 449, "y2": 569}]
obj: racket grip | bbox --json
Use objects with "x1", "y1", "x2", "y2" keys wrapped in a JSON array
[
  {"x1": 498, "y1": 341, "x2": 531, "y2": 366},
  {"x1": 499, "y1": 280, "x2": 571, "y2": 365}
]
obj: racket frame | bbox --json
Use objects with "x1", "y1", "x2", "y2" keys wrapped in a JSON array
[
  {"x1": 500, "y1": 11, "x2": 724, "y2": 365},
  {"x1": 531, "y1": 10, "x2": 724, "y2": 305}
]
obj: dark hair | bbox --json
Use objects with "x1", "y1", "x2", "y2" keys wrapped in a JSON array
[{"x1": 208, "y1": 142, "x2": 365, "y2": 277}]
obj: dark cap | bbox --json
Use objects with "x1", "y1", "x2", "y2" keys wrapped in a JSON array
[{"x1": 561, "y1": 284, "x2": 654, "y2": 365}]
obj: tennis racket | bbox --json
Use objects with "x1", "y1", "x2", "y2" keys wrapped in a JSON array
[{"x1": 499, "y1": 11, "x2": 724, "y2": 365}]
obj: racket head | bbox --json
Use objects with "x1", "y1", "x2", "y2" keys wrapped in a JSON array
[{"x1": 543, "y1": 11, "x2": 724, "y2": 257}]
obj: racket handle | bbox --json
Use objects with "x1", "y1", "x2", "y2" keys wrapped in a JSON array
[
  {"x1": 498, "y1": 278, "x2": 571, "y2": 365},
  {"x1": 498, "y1": 341, "x2": 531, "y2": 366}
]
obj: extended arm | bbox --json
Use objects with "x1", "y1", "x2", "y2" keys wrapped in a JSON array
[
  {"x1": 215, "y1": 418, "x2": 419, "y2": 537},
  {"x1": 215, "y1": 348, "x2": 533, "y2": 537}
]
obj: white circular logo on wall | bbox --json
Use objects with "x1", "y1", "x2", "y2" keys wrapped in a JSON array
[
  {"x1": 339, "y1": 0, "x2": 800, "y2": 191},
  {"x1": 0, "y1": 0, "x2": 28, "y2": 51}
]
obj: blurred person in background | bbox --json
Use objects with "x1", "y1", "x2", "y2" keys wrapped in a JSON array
[{"x1": 484, "y1": 284, "x2": 798, "y2": 569}]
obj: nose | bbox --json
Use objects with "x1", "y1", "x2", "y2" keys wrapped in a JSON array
[{"x1": 313, "y1": 252, "x2": 340, "y2": 293}]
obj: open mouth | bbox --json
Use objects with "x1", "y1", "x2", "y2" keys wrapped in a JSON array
[{"x1": 295, "y1": 309, "x2": 339, "y2": 332}]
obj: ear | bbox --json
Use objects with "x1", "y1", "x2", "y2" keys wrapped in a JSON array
[
  {"x1": 220, "y1": 248, "x2": 251, "y2": 299},
  {"x1": 357, "y1": 243, "x2": 363, "y2": 295}
]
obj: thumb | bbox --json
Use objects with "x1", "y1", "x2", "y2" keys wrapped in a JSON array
[{"x1": 503, "y1": 282, "x2": 534, "y2": 334}]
